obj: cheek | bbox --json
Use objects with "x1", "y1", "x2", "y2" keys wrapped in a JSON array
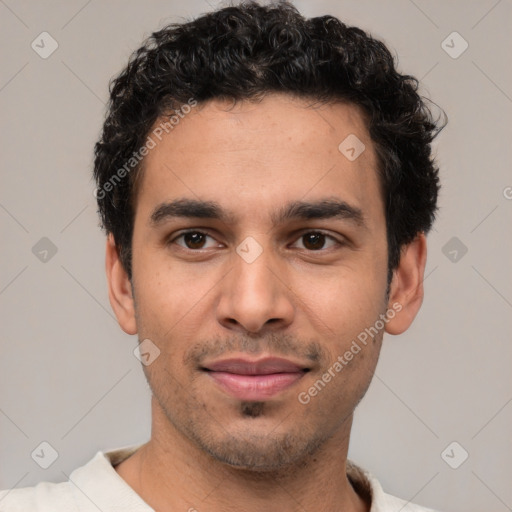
[
  {"x1": 132, "y1": 254, "x2": 219, "y2": 337},
  {"x1": 292, "y1": 266, "x2": 387, "y2": 337},
  {"x1": 296, "y1": 333, "x2": 383, "y2": 432}
]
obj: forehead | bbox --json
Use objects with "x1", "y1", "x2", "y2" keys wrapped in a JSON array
[{"x1": 135, "y1": 93, "x2": 384, "y2": 229}]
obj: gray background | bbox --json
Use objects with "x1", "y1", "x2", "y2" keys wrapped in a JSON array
[{"x1": 1, "y1": 1, "x2": 511, "y2": 511}]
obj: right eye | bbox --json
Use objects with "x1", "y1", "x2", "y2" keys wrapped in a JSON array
[{"x1": 169, "y1": 230, "x2": 223, "y2": 250}]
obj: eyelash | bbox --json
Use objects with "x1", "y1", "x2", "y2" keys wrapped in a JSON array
[{"x1": 168, "y1": 229, "x2": 344, "y2": 252}]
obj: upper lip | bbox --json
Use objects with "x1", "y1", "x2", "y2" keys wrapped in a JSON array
[{"x1": 202, "y1": 357, "x2": 309, "y2": 375}]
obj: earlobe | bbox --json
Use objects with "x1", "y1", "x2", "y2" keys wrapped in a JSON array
[
  {"x1": 385, "y1": 233, "x2": 427, "y2": 335},
  {"x1": 105, "y1": 234, "x2": 137, "y2": 335}
]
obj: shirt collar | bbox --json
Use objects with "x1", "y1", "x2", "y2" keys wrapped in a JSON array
[{"x1": 71, "y1": 444, "x2": 388, "y2": 512}]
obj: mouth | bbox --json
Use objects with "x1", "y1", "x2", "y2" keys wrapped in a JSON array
[{"x1": 201, "y1": 356, "x2": 310, "y2": 401}]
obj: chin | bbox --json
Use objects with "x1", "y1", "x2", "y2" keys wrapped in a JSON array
[{"x1": 188, "y1": 425, "x2": 326, "y2": 473}]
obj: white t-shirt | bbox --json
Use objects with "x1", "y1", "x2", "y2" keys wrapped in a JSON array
[{"x1": 0, "y1": 444, "x2": 438, "y2": 511}]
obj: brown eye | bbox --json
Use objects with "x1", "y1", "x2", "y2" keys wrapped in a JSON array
[
  {"x1": 302, "y1": 232, "x2": 326, "y2": 250},
  {"x1": 292, "y1": 231, "x2": 339, "y2": 251},
  {"x1": 172, "y1": 231, "x2": 219, "y2": 250},
  {"x1": 183, "y1": 232, "x2": 207, "y2": 249}
]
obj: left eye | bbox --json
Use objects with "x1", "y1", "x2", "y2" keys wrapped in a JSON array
[
  {"x1": 173, "y1": 231, "x2": 220, "y2": 250},
  {"x1": 291, "y1": 232, "x2": 339, "y2": 251}
]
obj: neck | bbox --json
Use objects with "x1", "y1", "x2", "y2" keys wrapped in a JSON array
[{"x1": 115, "y1": 396, "x2": 369, "y2": 512}]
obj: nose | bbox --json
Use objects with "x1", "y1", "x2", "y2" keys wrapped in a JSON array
[{"x1": 216, "y1": 244, "x2": 295, "y2": 335}]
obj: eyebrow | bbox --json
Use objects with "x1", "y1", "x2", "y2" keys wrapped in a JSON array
[{"x1": 149, "y1": 197, "x2": 365, "y2": 228}]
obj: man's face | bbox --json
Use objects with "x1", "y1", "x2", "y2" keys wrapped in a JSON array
[{"x1": 128, "y1": 94, "x2": 390, "y2": 470}]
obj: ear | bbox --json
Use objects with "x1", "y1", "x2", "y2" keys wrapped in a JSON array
[
  {"x1": 105, "y1": 233, "x2": 137, "y2": 335},
  {"x1": 385, "y1": 233, "x2": 427, "y2": 335}
]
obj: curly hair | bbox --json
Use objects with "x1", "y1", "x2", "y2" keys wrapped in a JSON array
[{"x1": 93, "y1": 0, "x2": 445, "y2": 280}]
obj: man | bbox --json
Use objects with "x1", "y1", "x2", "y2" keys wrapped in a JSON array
[{"x1": 0, "y1": 2, "x2": 445, "y2": 510}]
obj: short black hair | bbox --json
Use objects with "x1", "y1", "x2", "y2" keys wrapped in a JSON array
[{"x1": 93, "y1": 0, "x2": 445, "y2": 280}]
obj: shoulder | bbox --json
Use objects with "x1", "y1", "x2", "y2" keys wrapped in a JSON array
[
  {"x1": 0, "y1": 481, "x2": 77, "y2": 512},
  {"x1": 375, "y1": 489, "x2": 440, "y2": 512},
  {"x1": 347, "y1": 460, "x2": 440, "y2": 512},
  {"x1": 0, "y1": 445, "x2": 144, "y2": 512}
]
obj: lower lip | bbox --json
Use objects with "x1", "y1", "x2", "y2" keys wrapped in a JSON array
[{"x1": 207, "y1": 371, "x2": 305, "y2": 400}]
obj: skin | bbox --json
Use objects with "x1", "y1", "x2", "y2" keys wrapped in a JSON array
[{"x1": 106, "y1": 93, "x2": 427, "y2": 512}]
